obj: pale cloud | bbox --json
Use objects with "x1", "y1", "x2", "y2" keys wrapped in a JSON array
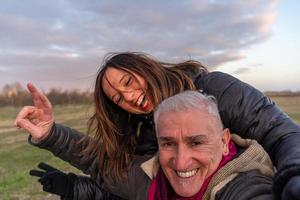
[
  {"x1": 0, "y1": 0, "x2": 277, "y2": 90},
  {"x1": 233, "y1": 67, "x2": 250, "y2": 74}
]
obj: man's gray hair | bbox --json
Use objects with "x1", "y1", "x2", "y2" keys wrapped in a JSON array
[{"x1": 154, "y1": 90, "x2": 222, "y2": 131}]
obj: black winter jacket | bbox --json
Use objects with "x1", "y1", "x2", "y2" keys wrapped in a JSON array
[{"x1": 30, "y1": 71, "x2": 300, "y2": 199}]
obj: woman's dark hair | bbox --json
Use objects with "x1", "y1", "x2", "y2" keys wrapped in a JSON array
[{"x1": 79, "y1": 52, "x2": 208, "y2": 181}]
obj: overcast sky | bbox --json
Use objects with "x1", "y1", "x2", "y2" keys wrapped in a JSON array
[{"x1": 1, "y1": 0, "x2": 299, "y2": 92}]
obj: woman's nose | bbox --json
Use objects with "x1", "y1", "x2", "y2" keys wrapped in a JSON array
[{"x1": 122, "y1": 90, "x2": 136, "y2": 102}]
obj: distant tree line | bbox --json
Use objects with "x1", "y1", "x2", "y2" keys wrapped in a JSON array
[
  {"x1": 0, "y1": 82, "x2": 92, "y2": 107},
  {"x1": 265, "y1": 90, "x2": 300, "y2": 97},
  {"x1": 1, "y1": 82, "x2": 299, "y2": 107}
]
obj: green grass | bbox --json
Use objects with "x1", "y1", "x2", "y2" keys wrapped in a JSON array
[
  {"x1": 0, "y1": 104, "x2": 91, "y2": 200},
  {"x1": 0, "y1": 144, "x2": 82, "y2": 200},
  {"x1": 0, "y1": 98, "x2": 299, "y2": 199}
]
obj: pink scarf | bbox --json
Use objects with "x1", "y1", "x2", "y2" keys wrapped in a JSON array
[{"x1": 147, "y1": 140, "x2": 237, "y2": 200}]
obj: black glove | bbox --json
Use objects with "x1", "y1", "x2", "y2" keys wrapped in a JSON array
[
  {"x1": 30, "y1": 162, "x2": 76, "y2": 199},
  {"x1": 281, "y1": 176, "x2": 300, "y2": 200}
]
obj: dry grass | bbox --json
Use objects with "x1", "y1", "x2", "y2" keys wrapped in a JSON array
[
  {"x1": 0, "y1": 97, "x2": 299, "y2": 199},
  {"x1": 269, "y1": 95, "x2": 300, "y2": 124},
  {"x1": 0, "y1": 104, "x2": 89, "y2": 200}
]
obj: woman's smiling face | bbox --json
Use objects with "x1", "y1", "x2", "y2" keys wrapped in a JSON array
[{"x1": 102, "y1": 67, "x2": 153, "y2": 114}]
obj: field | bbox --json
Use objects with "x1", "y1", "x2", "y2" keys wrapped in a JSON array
[
  {"x1": 0, "y1": 95, "x2": 299, "y2": 200},
  {"x1": 0, "y1": 105, "x2": 92, "y2": 200},
  {"x1": 270, "y1": 95, "x2": 300, "y2": 124}
]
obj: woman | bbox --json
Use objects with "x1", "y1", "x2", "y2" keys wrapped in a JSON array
[{"x1": 15, "y1": 52, "x2": 300, "y2": 199}]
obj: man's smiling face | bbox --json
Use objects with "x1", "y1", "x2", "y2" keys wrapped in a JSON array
[{"x1": 157, "y1": 109, "x2": 230, "y2": 197}]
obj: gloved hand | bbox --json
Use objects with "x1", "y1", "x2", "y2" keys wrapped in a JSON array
[
  {"x1": 30, "y1": 162, "x2": 76, "y2": 198},
  {"x1": 281, "y1": 176, "x2": 300, "y2": 200}
]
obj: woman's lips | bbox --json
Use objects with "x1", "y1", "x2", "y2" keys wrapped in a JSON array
[{"x1": 141, "y1": 96, "x2": 151, "y2": 112}]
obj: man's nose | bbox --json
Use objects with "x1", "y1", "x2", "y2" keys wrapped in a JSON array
[{"x1": 173, "y1": 145, "x2": 192, "y2": 171}]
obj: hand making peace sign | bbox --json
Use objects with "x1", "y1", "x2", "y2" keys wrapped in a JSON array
[{"x1": 14, "y1": 83, "x2": 54, "y2": 141}]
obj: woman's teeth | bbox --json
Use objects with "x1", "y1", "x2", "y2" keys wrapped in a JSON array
[
  {"x1": 136, "y1": 95, "x2": 144, "y2": 106},
  {"x1": 141, "y1": 96, "x2": 146, "y2": 107},
  {"x1": 137, "y1": 95, "x2": 146, "y2": 107},
  {"x1": 176, "y1": 169, "x2": 198, "y2": 178}
]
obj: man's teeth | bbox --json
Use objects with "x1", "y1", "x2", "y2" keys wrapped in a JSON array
[{"x1": 176, "y1": 169, "x2": 197, "y2": 178}]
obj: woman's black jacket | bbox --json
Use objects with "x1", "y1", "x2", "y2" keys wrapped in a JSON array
[{"x1": 30, "y1": 71, "x2": 300, "y2": 199}]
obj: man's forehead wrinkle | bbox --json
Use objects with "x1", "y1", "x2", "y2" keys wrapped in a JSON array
[
  {"x1": 183, "y1": 134, "x2": 208, "y2": 142},
  {"x1": 159, "y1": 136, "x2": 174, "y2": 141},
  {"x1": 158, "y1": 133, "x2": 208, "y2": 141},
  {"x1": 186, "y1": 134, "x2": 208, "y2": 139}
]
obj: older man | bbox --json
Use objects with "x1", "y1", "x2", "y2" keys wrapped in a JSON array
[
  {"x1": 31, "y1": 91, "x2": 275, "y2": 199},
  {"x1": 144, "y1": 90, "x2": 274, "y2": 199}
]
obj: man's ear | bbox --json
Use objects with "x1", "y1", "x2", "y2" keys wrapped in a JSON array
[{"x1": 221, "y1": 128, "x2": 231, "y2": 156}]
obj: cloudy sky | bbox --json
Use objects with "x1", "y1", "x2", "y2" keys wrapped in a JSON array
[{"x1": 1, "y1": 0, "x2": 299, "y2": 92}]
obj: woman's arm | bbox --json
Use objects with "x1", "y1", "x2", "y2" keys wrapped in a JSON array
[
  {"x1": 28, "y1": 123, "x2": 99, "y2": 176},
  {"x1": 195, "y1": 71, "x2": 300, "y2": 198},
  {"x1": 15, "y1": 83, "x2": 99, "y2": 177},
  {"x1": 72, "y1": 175, "x2": 126, "y2": 200},
  {"x1": 216, "y1": 170, "x2": 273, "y2": 200}
]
